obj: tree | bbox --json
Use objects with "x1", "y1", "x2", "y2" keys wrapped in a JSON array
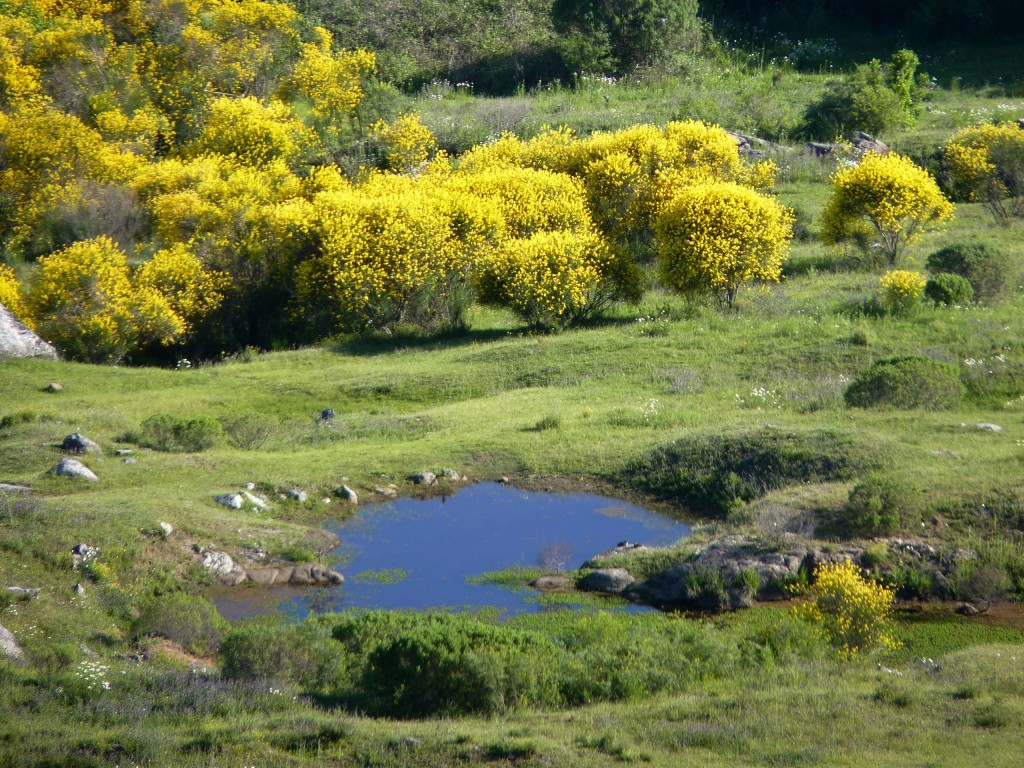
[
  {"x1": 944, "y1": 121, "x2": 1024, "y2": 225},
  {"x1": 655, "y1": 182, "x2": 794, "y2": 308},
  {"x1": 820, "y1": 152, "x2": 954, "y2": 265},
  {"x1": 552, "y1": 0, "x2": 700, "y2": 75}
]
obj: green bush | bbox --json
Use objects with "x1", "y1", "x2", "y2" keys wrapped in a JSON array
[
  {"x1": 622, "y1": 429, "x2": 870, "y2": 516},
  {"x1": 132, "y1": 593, "x2": 230, "y2": 656},
  {"x1": 925, "y1": 272, "x2": 974, "y2": 305},
  {"x1": 839, "y1": 476, "x2": 925, "y2": 537},
  {"x1": 925, "y1": 241, "x2": 1013, "y2": 303},
  {"x1": 220, "y1": 620, "x2": 349, "y2": 691},
  {"x1": 844, "y1": 356, "x2": 964, "y2": 410},
  {"x1": 139, "y1": 413, "x2": 223, "y2": 452},
  {"x1": 799, "y1": 57, "x2": 911, "y2": 139}
]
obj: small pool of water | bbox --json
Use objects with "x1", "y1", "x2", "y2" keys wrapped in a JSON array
[{"x1": 213, "y1": 482, "x2": 690, "y2": 620}]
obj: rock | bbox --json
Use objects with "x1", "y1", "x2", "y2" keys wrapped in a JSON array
[
  {"x1": 442, "y1": 468, "x2": 460, "y2": 482},
  {"x1": 806, "y1": 141, "x2": 838, "y2": 157},
  {"x1": 49, "y1": 458, "x2": 98, "y2": 482},
  {"x1": 850, "y1": 130, "x2": 889, "y2": 155},
  {"x1": 242, "y1": 482, "x2": 255, "y2": 491},
  {"x1": 322, "y1": 497, "x2": 331, "y2": 504},
  {"x1": 158, "y1": 522, "x2": 173, "y2": 537},
  {"x1": 498, "y1": 476, "x2": 510, "y2": 484},
  {"x1": 115, "y1": 449, "x2": 133, "y2": 456},
  {"x1": 728, "y1": 587, "x2": 756, "y2": 609},
  {"x1": 45, "y1": 382, "x2": 63, "y2": 393},
  {"x1": 578, "y1": 568, "x2": 635, "y2": 594},
  {"x1": 531, "y1": 574, "x2": 573, "y2": 590},
  {"x1": 0, "y1": 303, "x2": 58, "y2": 359},
  {"x1": 318, "y1": 408, "x2": 335, "y2": 423},
  {"x1": 287, "y1": 488, "x2": 308, "y2": 503},
  {"x1": 956, "y1": 602, "x2": 982, "y2": 616},
  {"x1": 61, "y1": 433, "x2": 101, "y2": 455},
  {"x1": 6, "y1": 586, "x2": 41, "y2": 599},
  {"x1": 72, "y1": 543, "x2": 98, "y2": 561},
  {"x1": 975, "y1": 422, "x2": 1002, "y2": 432},
  {"x1": 246, "y1": 564, "x2": 343, "y2": 586},
  {"x1": 373, "y1": 486, "x2": 398, "y2": 499},
  {"x1": 930, "y1": 449, "x2": 958, "y2": 458},
  {"x1": 411, "y1": 471, "x2": 436, "y2": 486},
  {"x1": 0, "y1": 623, "x2": 23, "y2": 661},
  {"x1": 123, "y1": 457, "x2": 136, "y2": 465},
  {"x1": 0, "y1": 483, "x2": 30, "y2": 493},
  {"x1": 242, "y1": 491, "x2": 269, "y2": 510},
  {"x1": 583, "y1": 542, "x2": 650, "y2": 568},
  {"x1": 335, "y1": 484, "x2": 358, "y2": 504},
  {"x1": 201, "y1": 550, "x2": 246, "y2": 585},
  {"x1": 73, "y1": 583, "x2": 86, "y2": 596},
  {"x1": 214, "y1": 493, "x2": 244, "y2": 510}
]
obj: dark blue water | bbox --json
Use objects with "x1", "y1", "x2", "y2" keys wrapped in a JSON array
[{"x1": 214, "y1": 482, "x2": 689, "y2": 619}]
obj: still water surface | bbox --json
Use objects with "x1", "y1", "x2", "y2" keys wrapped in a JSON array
[{"x1": 214, "y1": 482, "x2": 690, "y2": 619}]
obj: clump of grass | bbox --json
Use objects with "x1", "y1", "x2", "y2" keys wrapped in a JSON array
[{"x1": 843, "y1": 356, "x2": 964, "y2": 410}]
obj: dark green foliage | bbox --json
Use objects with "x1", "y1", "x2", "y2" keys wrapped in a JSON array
[
  {"x1": 220, "y1": 620, "x2": 349, "y2": 691},
  {"x1": 552, "y1": 0, "x2": 701, "y2": 75},
  {"x1": 139, "y1": 413, "x2": 223, "y2": 452},
  {"x1": 839, "y1": 476, "x2": 925, "y2": 537},
  {"x1": 843, "y1": 356, "x2": 964, "y2": 410},
  {"x1": 132, "y1": 593, "x2": 229, "y2": 656},
  {"x1": 799, "y1": 51, "x2": 922, "y2": 139},
  {"x1": 925, "y1": 241, "x2": 1012, "y2": 303},
  {"x1": 925, "y1": 273, "x2": 974, "y2": 306},
  {"x1": 622, "y1": 429, "x2": 869, "y2": 516}
]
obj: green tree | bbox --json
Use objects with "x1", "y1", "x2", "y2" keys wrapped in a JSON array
[{"x1": 552, "y1": 0, "x2": 700, "y2": 75}]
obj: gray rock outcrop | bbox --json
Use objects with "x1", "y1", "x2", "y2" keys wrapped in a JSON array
[
  {"x1": 0, "y1": 303, "x2": 58, "y2": 359},
  {"x1": 578, "y1": 568, "x2": 635, "y2": 594},
  {"x1": 246, "y1": 564, "x2": 344, "y2": 586},
  {"x1": 411, "y1": 471, "x2": 437, "y2": 485},
  {"x1": 0, "y1": 623, "x2": 24, "y2": 661},
  {"x1": 62, "y1": 433, "x2": 101, "y2": 454},
  {"x1": 214, "y1": 493, "x2": 244, "y2": 510},
  {"x1": 49, "y1": 458, "x2": 98, "y2": 482}
]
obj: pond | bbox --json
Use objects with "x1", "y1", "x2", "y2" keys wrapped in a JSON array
[{"x1": 213, "y1": 482, "x2": 690, "y2": 620}]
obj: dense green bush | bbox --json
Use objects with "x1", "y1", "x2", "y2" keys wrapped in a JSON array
[
  {"x1": 139, "y1": 413, "x2": 224, "y2": 452},
  {"x1": 843, "y1": 356, "x2": 964, "y2": 410},
  {"x1": 925, "y1": 272, "x2": 974, "y2": 305},
  {"x1": 925, "y1": 241, "x2": 1013, "y2": 303},
  {"x1": 839, "y1": 476, "x2": 925, "y2": 537},
  {"x1": 132, "y1": 593, "x2": 229, "y2": 656},
  {"x1": 621, "y1": 429, "x2": 870, "y2": 516},
  {"x1": 220, "y1": 620, "x2": 349, "y2": 691}
]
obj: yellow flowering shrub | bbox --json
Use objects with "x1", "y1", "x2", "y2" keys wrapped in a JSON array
[
  {"x1": 291, "y1": 30, "x2": 375, "y2": 122},
  {"x1": 821, "y1": 152, "x2": 954, "y2": 265},
  {"x1": 28, "y1": 236, "x2": 184, "y2": 362},
  {"x1": 944, "y1": 122, "x2": 1024, "y2": 224},
  {"x1": 476, "y1": 230, "x2": 623, "y2": 330},
  {"x1": 370, "y1": 113, "x2": 438, "y2": 175},
  {"x1": 0, "y1": 264, "x2": 31, "y2": 326},
  {"x1": 793, "y1": 561, "x2": 897, "y2": 657},
  {"x1": 187, "y1": 96, "x2": 320, "y2": 167},
  {"x1": 655, "y1": 182, "x2": 794, "y2": 308},
  {"x1": 878, "y1": 269, "x2": 926, "y2": 314},
  {"x1": 135, "y1": 244, "x2": 228, "y2": 335}
]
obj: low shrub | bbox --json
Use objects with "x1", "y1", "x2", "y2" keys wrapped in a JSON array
[
  {"x1": 839, "y1": 476, "x2": 925, "y2": 537},
  {"x1": 925, "y1": 272, "x2": 974, "y2": 306},
  {"x1": 878, "y1": 269, "x2": 926, "y2": 314},
  {"x1": 220, "y1": 414, "x2": 276, "y2": 450},
  {"x1": 132, "y1": 593, "x2": 230, "y2": 656},
  {"x1": 220, "y1": 620, "x2": 348, "y2": 692},
  {"x1": 844, "y1": 356, "x2": 964, "y2": 410},
  {"x1": 924, "y1": 241, "x2": 1013, "y2": 303},
  {"x1": 621, "y1": 428, "x2": 870, "y2": 516},
  {"x1": 139, "y1": 413, "x2": 223, "y2": 452}
]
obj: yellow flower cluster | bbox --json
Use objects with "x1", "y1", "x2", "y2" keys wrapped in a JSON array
[
  {"x1": 0, "y1": 264, "x2": 31, "y2": 327},
  {"x1": 878, "y1": 269, "x2": 926, "y2": 314},
  {"x1": 944, "y1": 121, "x2": 1024, "y2": 224},
  {"x1": 136, "y1": 244, "x2": 228, "y2": 334},
  {"x1": 190, "y1": 96, "x2": 319, "y2": 168},
  {"x1": 821, "y1": 152, "x2": 954, "y2": 265},
  {"x1": 655, "y1": 182, "x2": 794, "y2": 308},
  {"x1": 370, "y1": 113, "x2": 438, "y2": 175},
  {"x1": 292, "y1": 31, "x2": 376, "y2": 121},
  {"x1": 793, "y1": 560, "x2": 897, "y2": 657}
]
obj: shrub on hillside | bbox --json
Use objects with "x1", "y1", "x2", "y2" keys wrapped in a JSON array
[
  {"x1": 839, "y1": 476, "x2": 925, "y2": 537},
  {"x1": 925, "y1": 272, "x2": 974, "y2": 306},
  {"x1": 132, "y1": 593, "x2": 229, "y2": 656},
  {"x1": 843, "y1": 356, "x2": 964, "y2": 410},
  {"x1": 140, "y1": 413, "x2": 223, "y2": 452},
  {"x1": 924, "y1": 241, "x2": 1012, "y2": 303},
  {"x1": 878, "y1": 269, "x2": 926, "y2": 314},
  {"x1": 220, "y1": 620, "x2": 348, "y2": 691},
  {"x1": 943, "y1": 121, "x2": 1024, "y2": 224},
  {"x1": 622, "y1": 429, "x2": 870, "y2": 516}
]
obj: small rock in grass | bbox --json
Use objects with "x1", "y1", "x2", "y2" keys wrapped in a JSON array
[
  {"x1": 123, "y1": 457, "x2": 136, "y2": 465},
  {"x1": 335, "y1": 485, "x2": 358, "y2": 504},
  {"x1": 322, "y1": 497, "x2": 331, "y2": 504},
  {"x1": 243, "y1": 482, "x2": 255, "y2": 490},
  {"x1": 411, "y1": 471, "x2": 436, "y2": 486},
  {"x1": 49, "y1": 458, "x2": 98, "y2": 482},
  {"x1": 214, "y1": 493, "x2": 244, "y2": 510},
  {"x1": 442, "y1": 468, "x2": 460, "y2": 482},
  {"x1": 242, "y1": 491, "x2": 269, "y2": 510},
  {"x1": 158, "y1": 522, "x2": 173, "y2": 537},
  {"x1": 975, "y1": 423, "x2": 1002, "y2": 432},
  {"x1": 73, "y1": 583, "x2": 86, "y2": 596},
  {"x1": 374, "y1": 486, "x2": 398, "y2": 499},
  {"x1": 115, "y1": 449, "x2": 133, "y2": 456},
  {"x1": 45, "y1": 382, "x2": 63, "y2": 393},
  {"x1": 287, "y1": 488, "x2": 308, "y2": 503},
  {"x1": 62, "y1": 433, "x2": 101, "y2": 454},
  {"x1": 0, "y1": 623, "x2": 24, "y2": 660}
]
